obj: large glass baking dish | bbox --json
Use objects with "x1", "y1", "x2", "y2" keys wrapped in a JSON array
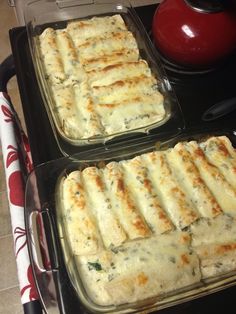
[
  {"x1": 24, "y1": 0, "x2": 184, "y2": 153},
  {"x1": 25, "y1": 129, "x2": 236, "y2": 314}
]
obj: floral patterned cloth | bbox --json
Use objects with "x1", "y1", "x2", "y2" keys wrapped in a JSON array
[{"x1": 0, "y1": 91, "x2": 39, "y2": 304}]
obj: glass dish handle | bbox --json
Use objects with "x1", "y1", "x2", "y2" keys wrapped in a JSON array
[
  {"x1": 28, "y1": 210, "x2": 60, "y2": 312},
  {"x1": 29, "y1": 210, "x2": 59, "y2": 272}
]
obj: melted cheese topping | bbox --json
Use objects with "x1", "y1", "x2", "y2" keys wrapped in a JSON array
[
  {"x1": 185, "y1": 141, "x2": 236, "y2": 215},
  {"x1": 59, "y1": 136, "x2": 236, "y2": 306},
  {"x1": 166, "y1": 142, "x2": 222, "y2": 218},
  {"x1": 190, "y1": 215, "x2": 236, "y2": 278},
  {"x1": 121, "y1": 156, "x2": 173, "y2": 234},
  {"x1": 200, "y1": 136, "x2": 236, "y2": 189},
  {"x1": 82, "y1": 167, "x2": 127, "y2": 248},
  {"x1": 38, "y1": 14, "x2": 166, "y2": 140},
  {"x1": 67, "y1": 14, "x2": 128, "y2": 46},
  {"x1": 60, "y1": 171, "x2": 103, "y2": 255},
  {"x1": 77, "y1": 231, "x2": 200, "y2": 305},
  {"x1": 103, "y1": 162, "x2": 151, "y2": 240},
  {"x1": 142, "y1": 151, "x2": 199, "y2": 229}
]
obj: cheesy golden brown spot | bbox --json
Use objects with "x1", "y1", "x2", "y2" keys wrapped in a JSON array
[{"x1": 136, "y1": 272, "x2": 148, "y2": 286}]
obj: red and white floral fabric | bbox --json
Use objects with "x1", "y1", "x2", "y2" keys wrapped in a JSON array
[{"x1": 0, "y1": 91, "x2": 39, "y2": 304}]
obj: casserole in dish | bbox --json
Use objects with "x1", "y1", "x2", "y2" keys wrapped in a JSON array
[
  {"x1": 25, "y1": 131, "x2": 236, "y2": 313},
  {"x1": 38, "y1": 14, "x2": 165, "y2": 140},
  {"x1": 25, "y1": 0, "x2": 183, "y2": 150}
]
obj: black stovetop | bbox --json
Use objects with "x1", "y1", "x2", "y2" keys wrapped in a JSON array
[{"x1": 10, "y1": 4, "x2": 236, "y2": 314}]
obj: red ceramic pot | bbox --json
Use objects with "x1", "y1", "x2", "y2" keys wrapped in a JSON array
[{"x1": 152, "y1": 0, "x2": 236, "y2": 68}]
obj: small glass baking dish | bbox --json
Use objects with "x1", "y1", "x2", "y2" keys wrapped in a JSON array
[
  {"x1": 25, "y1": 129, "x2": 236, "y2": 314},
  {"x1": 24, "y1": 0, "x2": 184, "y2": 151}
]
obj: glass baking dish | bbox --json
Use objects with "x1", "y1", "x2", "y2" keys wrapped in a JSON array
[
  {"x1": 24, "y1": 0, "x2": 184, "y2": 151},
  {"x1": 25, "y1": 129, "x2": 236, "y2": 314}
]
